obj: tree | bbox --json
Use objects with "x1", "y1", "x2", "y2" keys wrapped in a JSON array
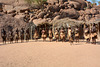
[
  {"x1": 25, "y1": 0, "x2": 47, "y2": 5},
  {"x1": 98, "y1": 1, "x2": 100, "y2": 5},
  {"x1": 91, "y1": 0, "x2": 97, "y2": 3}
]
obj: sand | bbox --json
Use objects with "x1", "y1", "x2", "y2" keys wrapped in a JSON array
[{"x1": 0, "y1": 39, "x2": 100, "y2": 67}]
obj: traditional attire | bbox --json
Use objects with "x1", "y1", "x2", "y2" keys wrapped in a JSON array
[
  {"x1": 75, "y1": 28, "x2": 79, "y2": 40},
  {"x1": 91, "y1": 26, "x2": 97, "y2": 40},
  {"x1": 55, "y1": 30, "x2": 59, "y2": 38},
  {"x1": 60, "y1": 29, "x2": 65, "y2": 40},
  {"x1": 84, "y1": 27, "x2": 90, "y2": 42},
  {"x1": 41, "y1": 30, "x2": 47, "y2": 39},
  {"x1": 49, "y1": 30, "x2": 53, "y2": 39},
  {"x1": 34, "y1": 31, "x2": 39, "y2": 39}
]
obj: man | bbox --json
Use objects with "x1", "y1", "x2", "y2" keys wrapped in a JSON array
[
  {"x1": 75, "y1": 26, "x2": 79, "y2": 43},
  {"x1": 41, "y1": 28, "x2": 47, "y2": 41},
  {"x1": 48, "y1": 28, "x2": 53, "y2": 42},
  {"x1": 55, "y1": 28, "x2": 59, "y2": 42},
  {"x1": 26, "y1": 28, "x2": 30, "y2": 42},
  {"x1": 84, "y1": 24, "x2": 90, "y2": 43},
  {"x1": 68, "y1": 26, "x2": 74, "y2": 45},
  {"x1": 15, "y1": 28, "x2": 19, "y2": 43},
  {"x1": 60, "y1": 27, "x2": 65, "y2": 42},
  {"x1": 20, "y1": 28, "x2": 25, "y2": 43},
  {"x1": 1, "y1": 28, "x2": 7, "y2": 44},
  {"x1": 8, "y1": 30, "x2": 14, "y2": 44},
  {"x1": 91, "y1": 23, "x2": 97, "y2": 44}
]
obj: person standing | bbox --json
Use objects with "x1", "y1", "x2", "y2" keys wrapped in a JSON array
[
  {"x1": 60, "y1": 27, "x2": 65, "y2": 42},
  {"x1": 84, "y1": 24, "x2": 91, "y2": 43},
  {"x1": 75, "y1": 26, "x2": 79, "y2": 43},
  {"x1": 91, "y1": 23, "x2": 98, "y2": 44},
  {"x1": 55, "y1": 28, "x2": 59, "y2": 42},
  {"x1": 48, "y1": 28, "x2": 53, "y2": 42},
  {"x1": 20, "y1": 28, "x2": 25, "y2": 43},
  {"x1": 33, "y1": 28, "x2": 39, "y2": 41},
  {"x1": 41, "y1": 28, "x2": 47, "y2": 42},
  {"x1": 1, "y1": 28, "x2": 7, "y2": 44}
]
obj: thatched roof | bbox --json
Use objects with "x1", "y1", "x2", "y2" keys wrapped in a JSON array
[
  {"x1": 94, "y1": 19, "x2": 100, "y2": 23},
  {"x1": 52, "y1": 18, "x2": 84, "y2": 28},
  {"x1": 87, "y1": 19, "x2": 100, "y2": 24},
  {"x1": 33, "y1": 18, "x2": 52, "y2": 26}
]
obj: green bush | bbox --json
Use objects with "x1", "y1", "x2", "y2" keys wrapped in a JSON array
[
  {"x1": 98, "y1": 1, "x2": 100, "y2": 5},
  {"x1": 91, "y1": 0, "x2": 97, "y2": 3},
  {"x1": 25, "y1": 0, "x2": 47, "y2": 5}
]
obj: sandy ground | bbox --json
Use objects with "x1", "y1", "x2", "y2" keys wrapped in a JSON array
[{"x1": 0, "y1": 39, "x2": 100, "y2": 67}]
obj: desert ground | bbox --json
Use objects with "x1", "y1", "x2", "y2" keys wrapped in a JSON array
[{"x1": 0, "y1": 39, "x2": 100, "y2": 67}]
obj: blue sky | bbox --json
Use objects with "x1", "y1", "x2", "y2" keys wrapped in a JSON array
[{"x1": 87, "y1": 0, "x2": 100, "y2": 5}]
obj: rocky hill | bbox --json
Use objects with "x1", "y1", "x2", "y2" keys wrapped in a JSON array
[{"x1": 0, "y1": 0, "x2": 100, "y2": 22}]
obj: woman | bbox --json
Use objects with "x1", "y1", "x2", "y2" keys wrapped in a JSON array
[
  {"x1": 41, "y1": 28, "x2": 47, "y2": 41},
  {"x1": 48, "y1": 28, "x2": 53, "y2": 42},
  {"x1": 60, "y1": 27, "x2": 65, "y2": 42},
  {"x1": 33, "y1": 28, "x2": 39, "y2": 41},
  {"x1": 55, "y1": 28, "x2": 59, "y2": 42}
]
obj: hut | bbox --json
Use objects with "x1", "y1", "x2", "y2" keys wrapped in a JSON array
[
  {"x1": 33, "y1": 18, "x2": 86, "y2": 39},
  {"x1": 33, "y1": 19, "x2": 52, "y2": 38},
  {"x1": 52, "y1": 18, "x2": 84, "y2": 38}
]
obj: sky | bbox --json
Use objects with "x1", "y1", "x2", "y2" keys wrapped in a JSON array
[{"x1": 87, "y1": 0, "x2": 100, "y2": 5}]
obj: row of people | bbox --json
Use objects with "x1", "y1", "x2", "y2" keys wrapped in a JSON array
[
  {"x1": 34, "y1": 23, "x2": 98, "y2": 44},
  {"x1": 84, "y1": 23, "x2": 98, "y2": 44},
  {"x1": 1, "y1": 23, "x2": 98, "y2": 44},
  {"x1": 1, "y1": 28, "x2": 30, "y2": 44}
]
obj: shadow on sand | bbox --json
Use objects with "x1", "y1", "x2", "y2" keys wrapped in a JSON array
[{"x1": 0, "y1": 39, "x2": 100, "y2": 46}]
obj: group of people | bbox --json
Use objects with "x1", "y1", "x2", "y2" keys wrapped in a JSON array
[
  {"x1": 33, "y1": 23, "x2": 98, "y2": 44},
  {"x1": 1, "y1": 23, "x2": 98, "y2": 45},
  {"x1": 1, "y1": 28, "x2": 30, "y2": 44}
]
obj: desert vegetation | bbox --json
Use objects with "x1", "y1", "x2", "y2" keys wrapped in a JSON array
[{"x1": 25, "y1": 0, "x2": 47, "y2": 5}]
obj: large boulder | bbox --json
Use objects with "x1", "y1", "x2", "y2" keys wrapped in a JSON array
[
  {"x1": 85, "y1": 9, "x2": 91, "y2": 15},
  {"x1": 14, "y1": 13, "x2": 25, "y2": 19},
  {"x1": 78, "y1": 10, "x2": 85, "y2": 16},
  {"x1": 85, "y1": 15, "x2": 91, "y2": 21},
  {"x1": 14, "y1": 6, "x2": 29, "y2": 13},
  {"x1": 0, "y1": 0, "x2": 27, "y2": 6},
  {"x1": 47, "y1": 0, "x2": 58, "y2": 4},
  {"x1": 47, "y1": 0, "x2": 67, "y2": 4},
  {"x1": 70, "y1": 0, "x2": 87, "y2": 9},
  {"x1": 59, "y1": 4, "x2": 67, "y2": 9},
  {"x1": 60, "y1": 8, "x2": 79, "y2": 19},
  {"x1": 3, "y1": 5, "x2": 16, "y2": 14},
  {"x1": 59, "y1": 0, "x2": 67, "y2": 4},
  {"x1": 37, "y1": 12, "x2": 47, "y2": 18},
  {"x1": 68, "y1": 1, "x2": 81, "y2": 10},
  {"x1": 47, "y1": 5, "x2": 60, "y2": 12},
  {"x1": 90, "y1": 8, "x2": 99, "y2": 15}
]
